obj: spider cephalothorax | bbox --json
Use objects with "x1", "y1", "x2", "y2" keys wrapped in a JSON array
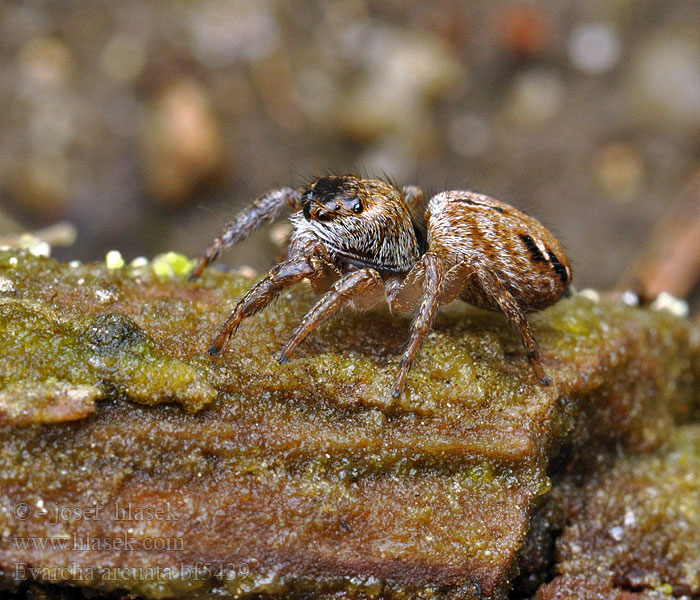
[
  {"x1": 191, "y1": 175, "x2": 572, "y2": 397},
  {"x1": 294, "y1": 176, "x2": 421, "y2": 273}
]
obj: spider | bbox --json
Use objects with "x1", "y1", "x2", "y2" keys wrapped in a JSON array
[{"x1": 190, "y1": 175, "x2": 572, "y2": 397}]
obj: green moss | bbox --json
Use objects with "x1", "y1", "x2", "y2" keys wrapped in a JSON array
[
  {"x1": 105, "y1": 250, "x2": 125, "y2": 270},
  {"x1": 0, "y1": 252, "x2": 216, "y2": 421},
  {"x1": 151, "y1": 251, "x2": 197, "y2": 279},
  {"x1": 0, "y1": 248, "x2": 698, "y2": 600}
]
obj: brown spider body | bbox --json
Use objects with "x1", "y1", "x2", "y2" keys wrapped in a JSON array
[
  {"x1": 426, "y1": 191, "x2": 570, "y2": 311},
  {"x1": 191, "y1": 175, "x2": 571, "y2": 397}
]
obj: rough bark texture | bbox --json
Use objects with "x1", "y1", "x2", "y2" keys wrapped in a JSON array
[
  {"x1": 542, "y1": 425, "x2": 700, "y2": 599},
  {"x1": 0, "y1": 250, "x2": 698, "y2": 599}
]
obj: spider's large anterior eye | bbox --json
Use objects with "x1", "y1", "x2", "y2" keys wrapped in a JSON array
[{"x1": 352, "y1": 200, "x2": 363, "y2": 214}]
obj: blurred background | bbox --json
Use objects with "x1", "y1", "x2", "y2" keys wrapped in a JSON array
[{"x1": 0, "y1": 1, "x2": 699, "y2": 307}]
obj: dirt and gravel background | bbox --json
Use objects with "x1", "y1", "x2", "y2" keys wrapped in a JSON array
[{"x1": 0, "y1": 1, "x2": 699, "y2": 306}]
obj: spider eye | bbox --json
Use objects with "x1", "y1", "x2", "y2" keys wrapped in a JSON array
[{"x1": 352, "y1": 200, "x2": 363, "y2": 214}]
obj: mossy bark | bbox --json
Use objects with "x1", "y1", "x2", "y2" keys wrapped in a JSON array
[{"x1": 0, "y1": 250, "x2": 698, "y2": 599}]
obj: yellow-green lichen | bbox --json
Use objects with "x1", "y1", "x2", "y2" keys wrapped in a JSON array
[
  {"x1": 151, "y1": 251, "x2": 197, "y2": 280},
  {"x1": 0, "y1": 293, "x2": 215, "y2": 422},
  {"x1": 105, "y1": 250, "x2": 125, "y2": 270},
  {"x1": 0, "y1": 248, "x2": 698, "y2": 600}
]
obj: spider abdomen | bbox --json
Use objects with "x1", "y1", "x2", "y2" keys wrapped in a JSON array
[{"x1": 426, "y1": 191, "x2": 571, "y2": 312}]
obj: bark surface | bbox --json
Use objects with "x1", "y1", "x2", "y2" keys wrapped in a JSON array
[{"x1": 0, "y1": 250, "x2": 698, "y2": 599}]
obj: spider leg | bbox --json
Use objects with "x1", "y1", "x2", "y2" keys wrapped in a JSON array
[
  {"x1": 190, "y1": 187, "x2": 302, "y2": 280},
  {"x1": 471, "y1": 260, "x2": 551, "y2": 386},
  {"x1": 402, "y1": 185, "x2": 424, "y2": 218},
  {"x1": 277, "y1": 268, "x2": 382, "y2": 363},
  {"x1": 391, "y1": 252, "x2": 445, "y2": 398},
  {"x1": 208, "y1": 250, "x2": 330, "y2": 355}
]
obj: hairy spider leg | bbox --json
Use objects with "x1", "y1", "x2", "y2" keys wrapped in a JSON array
[
  {"x1": 401, "y1": 185, "x2": 424, "y2": 218},
  {"x1": 390, "y1": 252, "x2": 445, "y2": 397},
  {"x1": 190, "y1": 187, "x2": 302, "y2": 280},
  {"x1": 208, "y1": 247, "x2": 333, "y2": 355},
  {"x1": 470, "y1": 259, "x2": 551, "y2": 386},
  {"x1": 277, "y1": 268, "x2": 382, "y2": 363}
]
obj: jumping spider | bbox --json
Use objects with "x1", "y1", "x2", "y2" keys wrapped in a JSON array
[{"x1": 191, "y1": 175, "x2": 572, "y2": 397}]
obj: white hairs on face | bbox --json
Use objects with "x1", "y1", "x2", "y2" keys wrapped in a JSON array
[{"x1": 290, "y1": 202, "x2": 420, "y2": 272}]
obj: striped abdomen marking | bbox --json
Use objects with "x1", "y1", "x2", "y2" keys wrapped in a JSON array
[
  {"x1": 520, "y1": 234, "x2": 570, "y2": 285},
  {"x1": 457, "y1": 197, "x2": 505, "y2": 213},
  {"x1": 547, "y1": 250, "x2": 570, "y2": 285},
  {"x1": 519, "y1": 234, "x2": 546, "y2": 263}
]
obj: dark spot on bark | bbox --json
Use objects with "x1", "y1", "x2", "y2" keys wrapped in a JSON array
[{"x1": 84, "y1": 314, "x2": 147, "y2": 354}]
